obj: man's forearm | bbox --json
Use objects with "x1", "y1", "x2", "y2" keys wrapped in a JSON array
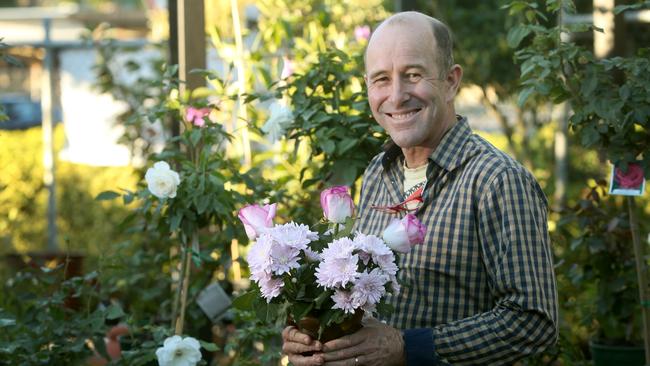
[{"x1": 429, "y1": 303, "x2": 557, "y2": 365}]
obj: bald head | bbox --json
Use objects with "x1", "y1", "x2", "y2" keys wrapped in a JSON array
[{"x1": 366, "y1": 12, "x2": 454, "y2": 78}]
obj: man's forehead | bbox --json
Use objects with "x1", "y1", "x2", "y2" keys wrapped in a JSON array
[{"x1": 365, "y1": 29, "x2": 437, "y2": 74}]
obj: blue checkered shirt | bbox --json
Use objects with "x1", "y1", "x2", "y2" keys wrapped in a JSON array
[{"x1": 356, "y1": 117, "x2": 558, "y2": 365}]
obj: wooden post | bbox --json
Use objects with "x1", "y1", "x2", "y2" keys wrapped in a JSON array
[
  {"x1": 41, "y1": 18, "x2": 58, "y2": 252},
  {"x1": 629, "y1": 197, "x2": 650, "y2": 365},
  {"x1": 176, "y1": 0, "x2": 206, "y2": 93}
]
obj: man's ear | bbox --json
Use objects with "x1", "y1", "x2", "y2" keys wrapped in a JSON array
[{"x1": 445, "y1": 64, "x2": 463, "y2": 103}]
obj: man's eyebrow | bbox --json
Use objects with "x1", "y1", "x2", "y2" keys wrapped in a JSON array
[
  {"x1": 403, "y1": 64, "x2": 426, "y2": 71},
  {"x1": 367, "y1": 70, "x2": 386, "y2": 80},
  {"x1": 367, "y1": 64, "x2": 428, "y2": 79}
]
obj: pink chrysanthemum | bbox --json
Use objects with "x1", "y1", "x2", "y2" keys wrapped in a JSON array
[
  {"x1": 316, "y1": 238, "x2": 358, "y2": 288},
  {"x1": 353, "y1": 232, "x2": 394, "y2": 267},
  {"x1": 247, "y1": 234, "x2": 273, "y2": 279},
  {"x1": 269, "y1": 243, "x2": 301, "y2": 275},
  {"x1": 267, "y1": 222, "x2": 318, "y2": 251},
  {"x1": 332, "y1": 289, "x2": 357, "y2": 314},
  {"x1": 258, "y1": 273, "x2": 284, "y2": 302},
  {"x1": 351, "y1": 268, "x2": 388, "y2": 308}
]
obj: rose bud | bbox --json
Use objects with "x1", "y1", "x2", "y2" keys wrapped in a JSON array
[
  {"x1": 320, "y1": 186, "x2": 355, "y2": 224},
  {"x1": 238, "y1": 203, "x2": 277, "y2": 240},
  {"x1": 382, "y1": 214, "x2": 425, "y2": 253}
]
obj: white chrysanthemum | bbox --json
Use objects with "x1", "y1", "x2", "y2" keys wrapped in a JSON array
[
  {"x1": 145, "y1": 161, "x2": 180, "y2": 199},
  {"x1": 155, "y1": 335, "x2": 202, "y2": 366},
  {"x1": 351, "y1": 268, "x2": 388, "y2": 308},
  {"x1": 316, "y1": 238, "x2": 358, "y2": 288},
  {"x1": 267, "y1": 222, "x2": 318, "y2": 252},
  {"x1": 332, "y1": 289, "x2": 357, "y2": 314}
]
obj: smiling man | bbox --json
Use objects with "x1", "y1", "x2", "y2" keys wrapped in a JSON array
[{"x1": 282, "y1": 11, "x2": 558, "y2": 366}]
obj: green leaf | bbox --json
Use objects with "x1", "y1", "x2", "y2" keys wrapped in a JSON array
[
  {"x1": 232, "y1": 290, "x2": 257, "y2": 310},
  {"x1": 170, "y1": 212, "x2": 182, "y2": 232},
  {"x1": 95, "y1": 191, "x2": 120, "y2": 201},
  {"x1": 517, "y1": 87, "x2": 535, "y2": 107},
  {"x1": 291, "y1": 301, "x2": 314, "y2": 322},
  {"x1": 321, "y1": 140, "x2": 335, "y2": 155},
  {"x1": 0, "y1": 318, "x2": 16, "y2": 327},
  {"x1": 190, "y1": 128, "x2": 202, "y2": 146},
  {"x1": 507, "y1": 25, "x2": 532, "y2": 48},
  {"x1": 199, "y1": 340, "x2": 220, "y2": 352},
  {"x1": 106, "y1": 304, "x2": 126, "y2": 320}
]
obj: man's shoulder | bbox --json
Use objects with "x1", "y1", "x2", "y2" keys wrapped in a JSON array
[
  {"x1": 363, "y1": 151, "x2": 387, "y2": 177},
  {"x1": 466, "y1": 134, "x2": 547, "y2": 203}
]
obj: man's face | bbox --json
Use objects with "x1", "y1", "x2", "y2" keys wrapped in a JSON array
[{"x1": 365, "y1": 23, "x2": 452, "y2": 149}]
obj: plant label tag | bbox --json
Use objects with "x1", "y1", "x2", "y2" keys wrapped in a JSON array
[
  {"x1": 196, "y1": 283, "x2": 231, "y2": 323},
  {"x1": 608, "y1": 162, "x2": 646, "y2": 196}
]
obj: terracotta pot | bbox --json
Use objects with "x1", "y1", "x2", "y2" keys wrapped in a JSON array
[{"x1": 296, "y1": 309, "x2": 364, "y2": 344}]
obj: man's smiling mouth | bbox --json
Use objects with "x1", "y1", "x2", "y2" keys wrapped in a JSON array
[{"x1": 386, "y1": 109, "x2": 421, "y2": 120}]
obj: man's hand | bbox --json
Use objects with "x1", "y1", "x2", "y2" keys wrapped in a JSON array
[
  {"x1": 282, "y1": 326, "x2": 325, "y2": 366},
  {"x1": 321, "y1": 318, "x2": 406, "y2": 366}
]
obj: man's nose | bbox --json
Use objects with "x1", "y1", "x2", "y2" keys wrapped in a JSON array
[{"x1": 387, "y1": 78, "x2": 410, "y2": 105}]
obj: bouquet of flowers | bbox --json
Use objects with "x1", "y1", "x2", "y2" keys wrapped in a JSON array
[{"x1": 234, "y1": 186, "x2": 425, "y2": 341}]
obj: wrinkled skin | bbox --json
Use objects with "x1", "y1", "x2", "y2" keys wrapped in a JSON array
[{"x1": 282, "y1": 318, "x2": 405, "y2": 366}]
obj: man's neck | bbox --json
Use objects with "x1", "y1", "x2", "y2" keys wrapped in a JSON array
[{"x1": 402, "y1": 147, "x2": 433, "y2": 169}]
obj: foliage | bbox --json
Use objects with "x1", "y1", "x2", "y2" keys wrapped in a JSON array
[
  {"x1": 253, "y1": 49, "x2": 386, "y2": 188},
  {"x1": 554, "y1": 182, "x2": 646, "y2": 345},
  {"x1": 506, "y1": 0, "x2": 650, "y2": 171},
  {"x1": 223, "y1": 309, "x2": 283, "y2": 366},
  {"x1": 0, "y1": 265, "x2": 111, "y2": 365}
]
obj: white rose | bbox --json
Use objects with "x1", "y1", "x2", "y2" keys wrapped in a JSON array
[
  {"x1": 155, "y1": 335, "x2": 202, "y2": 366},
  {"x1": 261, "y1": 102, "x2": 293, "y2": 142},
  {"x1": 145, "y1": 161, "x2": 181, "y2": 199}
]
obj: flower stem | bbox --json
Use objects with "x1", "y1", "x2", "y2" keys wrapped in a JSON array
[{"x1": 174, "y1": 235, "x2": 194, "y2": 335}]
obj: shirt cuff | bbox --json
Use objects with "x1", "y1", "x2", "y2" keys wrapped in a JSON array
[{"x1": 402, "y1": 328, "x2": 440, "y2": 365}]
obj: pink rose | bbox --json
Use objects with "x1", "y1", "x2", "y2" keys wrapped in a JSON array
[
  {"x1": 185, "y1": 107, "x2": 211, "y2": 127},
  {"x1": 354, "y1": 25, "x2": 371, "y2": 42},
  {"x1": 382, "y1": 214, "x2": 425, "y2": 253},
  {"x1": 615, "y1": 163, "x2": 644, "y2": 189},
  {"x1": 281, "y1": 56, "x2": 295, "y2": 79},
  {"x1": 320, "y1": 186, "x2": 354, "y2": 224},
  {"x1": 238, "y1": 203, "x2": 277, "y2": 240}
]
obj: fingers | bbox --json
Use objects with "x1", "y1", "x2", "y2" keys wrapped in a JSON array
[
  {"x1": 321, "y1": 345, "x2": 358, "y2": 363},
  {"x1": 282, "y1": 326, "x2": 324, "y2": 366},
  {"x1": 283, "y1": 326, "x2": 317, "y2": 345},
  {"x1": 287, "y1": 353, "x2": 325, "y2": 366},
  {"x1": 322, "y1": 333, "x2": 364, "y2": 353},
  {"x1": 282, "y1": 338, "x2": 322, "y2": 355}
]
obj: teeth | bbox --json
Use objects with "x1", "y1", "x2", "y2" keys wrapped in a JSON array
[{"x1": 391, "y1": 111, "x2": 416, "y2": 119}]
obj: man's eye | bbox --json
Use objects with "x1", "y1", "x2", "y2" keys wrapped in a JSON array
[
  {"x1": 372, "y1": 77, "x2": 389, "y2": 84},
  {"x1": 406, "y1": 73, "x2": 421, "y2": 82}
]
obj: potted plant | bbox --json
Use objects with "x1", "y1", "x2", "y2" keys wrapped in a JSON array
[
  {"x1": 556, "y1": 182, "x2": 646, "y2": 365},
  {"x1": 506, "y1": 0, "x2": 650, "y2": 362}
]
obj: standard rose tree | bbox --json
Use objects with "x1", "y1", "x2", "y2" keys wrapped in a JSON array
[{"x1": 145, "y1": 161, "x2": 181, "y2": 199}]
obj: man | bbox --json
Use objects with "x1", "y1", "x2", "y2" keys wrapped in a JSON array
[{"x1": 283, "y1": 11, "x2": 558, "y2": 365}]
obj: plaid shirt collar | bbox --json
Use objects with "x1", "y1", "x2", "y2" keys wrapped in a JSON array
[{"x1": 380, "y1": 115, "x2": 478, "y2": 173}]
